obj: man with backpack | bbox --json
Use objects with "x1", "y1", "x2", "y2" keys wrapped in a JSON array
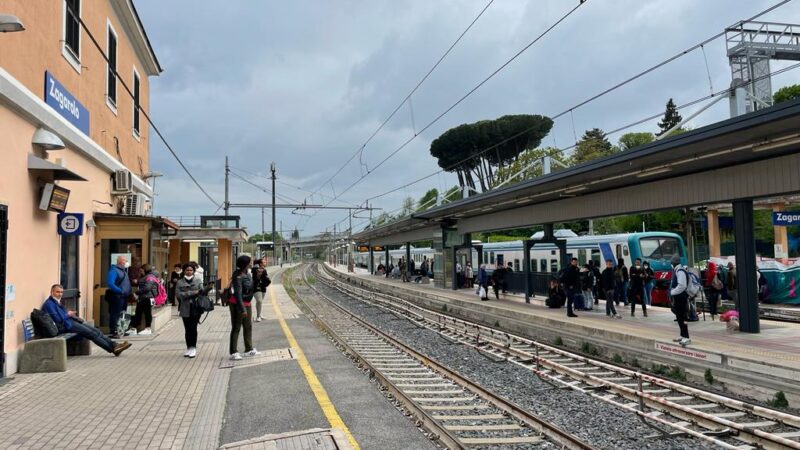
[
  {"x1": 128, "y1": 264, "x2": 166, "y2": 336},
  {"x1": 669, "y1": 256, "x2": 692, "y2": 347}
]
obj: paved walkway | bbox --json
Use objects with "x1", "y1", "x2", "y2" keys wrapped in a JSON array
[{"x1": 0, "y1": 266, "x2": 433, "y2": 450}]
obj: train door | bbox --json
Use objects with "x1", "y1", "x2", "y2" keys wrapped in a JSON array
[{"x1": 0, "y1": 205, "x2": 6, "y2": 377}]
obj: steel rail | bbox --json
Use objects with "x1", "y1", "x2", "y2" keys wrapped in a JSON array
[
  {"x1": 321, "y1": 264, "x2": 800, "y2": 449},
  {"x1": 297, "y1": 265, "x2": 596, "y2": 450}
]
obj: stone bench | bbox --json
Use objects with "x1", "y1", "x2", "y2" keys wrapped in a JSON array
[{"x1": 18, "y1": 319, "x2": 91, "y2": 373}]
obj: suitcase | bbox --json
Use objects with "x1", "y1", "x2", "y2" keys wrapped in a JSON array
[{"x1": 573, "y1": 293, "x2": 586, "y2": 310}]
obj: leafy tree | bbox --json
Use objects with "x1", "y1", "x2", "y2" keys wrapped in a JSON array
[
  {"x1": 572, "y1": 128, "x2": 617, "y2": 164},
  {"x1": 291, "y1": 228, "x2": 300, "y2": 240},
  {"x1": 429, "y1": 114, "x2": 553, "y2": 192},
  {"x1": 774, "y1": 84, "x2": 800, "y2": 104},
  {"x1": 248, "y1": 232, "x2": 283, "y2": 243},
  {"x1": 618, "y1": 132, "x2": 654, "y2": 151},
  {"x1": 656, "y1": 98, "x2": 683, "y2": 137},
  {"x1": 416, "y1": 188, "x2": 439, "y2": 212},
  {"x1": 442, "y1": 185, "x2": 463, "y2": 204},
  {"x1": 373, "y1": 212, "x2": 392, "y2": 227}
]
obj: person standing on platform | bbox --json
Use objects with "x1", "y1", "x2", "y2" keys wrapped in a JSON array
[
  {"x1": 726, "y1": 262, "x2": 738, "y2": 308},
  {"x1": 670, "y1": 256, "x2": 691, "y2": 346},
  {"x1": 580, "y1": 264, "x2": 594, "y2": 311},
  {"x1": 229, "y1": 255, "x2": 261, "y2": 360},
  {"x1": 169, "y1": 264, "x2": 182, "y2": 306},
  {"x1": 614, "y1": 258, "x2": 629, "y2": 306},
  {"x1": 129, "y1": 264, "x2": 159, "y2": 336},
  {"x1": 563, "y1": 258, "x2": 580, "y2": 318},
  {"x1": 176, "y1": 264, "x2": 204, "y2": 358},
  {"x1": 588, "y1": 260, "x2": 601, "y2": 305},
  {"x1": 456, "y1": 261, "x2": 463, "y2": 288},
  {"x1": 642, "y1": 261, "x2": 655, "y2": 307},
  {"x1": 491, "y1": 264, "x2": 505, "y2": 300},
  {"x1": 106, "y1": 255, "x2": 131, "y2": 338},
  {"x1": 464, "y1": 262, "x2": 474, "y2": 288},
  {"x1": 252, "y1": 266, "x2": 271, "y2": 322},
  {"x1": 601, "y1": 259, "x2": 620, "y2": 319},
  {"x1": 504, "y1": 262, "x2": 513, "y2": 294},
  {"x1": 478, "y1": 264, "x2": 489, "y2": 301},
  {"x1": 629, "y1": 258, "x2": 647, "y2": 317}
]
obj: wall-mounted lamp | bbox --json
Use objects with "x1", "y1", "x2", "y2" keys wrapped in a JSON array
[
  {"x1": 86, "y1": 219, "x2": 97, "y2": 229},
  {"x1": 32, "y1": 128, "x2": 65, "y2": 150},
  {"x1": 0, "y1": 14, "x2": 24, "y2": 33}
]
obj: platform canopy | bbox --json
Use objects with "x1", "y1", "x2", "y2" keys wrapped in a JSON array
[{"x1": 412, "y1": 98, "x2": 800, "y2": 234}]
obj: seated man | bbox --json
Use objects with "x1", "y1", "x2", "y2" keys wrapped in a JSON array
[{"x1": 42, "y1": 284, "x2": 132, "y2": 357}]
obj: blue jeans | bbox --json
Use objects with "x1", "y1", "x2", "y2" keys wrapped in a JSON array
[
  {"x1": 604, "y1": 289, "x2": 617, "y2": 316},
  {"x1": 69, "y1": 320, "x2": 115, "y2": 353},
  {"x1": 107, "y1": 294, "x2": 126, "y2": 335},
  {"x1": 643, "y1": 282, "x2": 654, "y2": 306}
]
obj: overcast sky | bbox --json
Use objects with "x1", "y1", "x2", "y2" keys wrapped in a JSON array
[{"x1": 136, "y1": 0, "x2": 800, "y2": 237}]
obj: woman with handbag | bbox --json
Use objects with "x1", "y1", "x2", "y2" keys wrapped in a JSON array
[
  {"x1": 252, "y1": 266, "x2": 271, "y2": 322},
  {"x1": 229, "y1": 255, "x2": 261, "y2": 360},
  {"x1": 176, "y1": 263, "x2": 204, "y2": 358}
]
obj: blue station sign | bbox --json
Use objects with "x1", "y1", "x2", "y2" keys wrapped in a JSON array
[
  {"x1": 773, "y1": 212, "x2": 800, "y2": 226},
  {"x1": 44, "y1": 71, "x2": 90, "y2": 135},
  {"x1": 57, "y1": 212, "x2": 84, "y2": 236}
]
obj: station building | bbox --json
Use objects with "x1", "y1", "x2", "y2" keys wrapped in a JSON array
[{"x1": 0, "y1": 0, "x2": 163, "y2": 376}]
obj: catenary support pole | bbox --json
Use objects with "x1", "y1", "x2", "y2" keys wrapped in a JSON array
[
  {"x1": 270, "y1": 162, "x2": 276, "y2": 265},
  {"x1": 224, "y1": 156, "x2": 230, "y2": 216},
  {"x1": 523, "y1": 239, "x2": 532, "y2": 303},
  {"x1": 406, "y1": 243, "x2": 412, "y2": 282},
  {"x1": 733, "y1": 199, "x2": 759, "y2": 333},
  {"x1": 368, "y1": 245, "x2": 374, "y2": 274}
]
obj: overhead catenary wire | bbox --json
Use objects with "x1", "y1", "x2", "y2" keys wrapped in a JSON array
[
  {"x1": 65, "y1": 1, "x2": 221, "y2": 209},
  {"x1": 228, "y1": 169, "x2": 301, "y2": 204},
  {"x1": 307, "y1": 0, "x2": 589, "y2": 219},
  {"x1": 328, "y1": 0, "x2": 794, "y2": 224}
]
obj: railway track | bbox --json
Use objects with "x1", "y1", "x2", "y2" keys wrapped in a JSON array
[
  {"x1": 291, "y1": 264, "x2": 594, "y2": 450},
  {"x1": 320, "y1": 264, "x2": 800, "y2": 450}
]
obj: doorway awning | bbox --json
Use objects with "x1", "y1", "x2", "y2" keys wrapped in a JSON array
[{"x1": 27, "y1": 154, "x2": 87, "y2": 181}]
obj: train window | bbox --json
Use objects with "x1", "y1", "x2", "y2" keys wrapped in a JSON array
[
  {"x1": 591, "y1": 249, "x2": 601, "y2": 265},
  {"x1": 615, "y1": 244, "x2": 622, "y2": 261},
  {"x1": 639, "y1": 237, "x2": 683, "y2": 260},
  {"x1": 550, "y1": 259, "x2": 559, "y2": 272},
  {"x1": 551, "y1": 250, "x2": 556, "y2": 255},
  {"x1": 514, "y1": 259, "x2": 520, "y2": 271},
  {"x1": 578, "y1": 249, "x2": 587, "y2": 265},
  {"x1": 540, "y1": 259, "x2": 547, "y2": 272},
  {"x1": 623, "y1": 245, "x2": 629, "y2": 257},
  {"x1": 483, "y1": 252, "x2": 488, "y2": 263},
  {"x1": 490, "y1": 252, "x2": 495, "y2": 264}
]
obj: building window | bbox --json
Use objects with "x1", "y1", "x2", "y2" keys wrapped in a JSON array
[
  {"x1": 133, "y1": 69, "x2": 141, "y2": 136},
  {"x1": 64, "y1": 0, "x2": 80, "y2": 59},
  {"x1": 106, "y1": 23, "x2": 118, "y2": 109}
]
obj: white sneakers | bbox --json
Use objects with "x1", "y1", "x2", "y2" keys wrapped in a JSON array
[
  {"x1": 256, "y1": 317, "x2": 262, "y2": 322},
  {"x1": 672, "y1": 337, "x2": 683, "y2": 342},
  {"x1": 679, "y1": 338, "x2": 692, "y2": 347},
  {"x1": 125, "y1": 328, "x2": 137, "y2": 336},
  {"x1": 230, "y1": 352, "x2": 243, "y2": 361},
  {"x1": 138, "y1": 328, "x2": 152, "y2": 336},
  {"x1": 244, "y1": 349, "x2": 262, "y2": 357},
  {"x1": 184, "y1": 347, "x2": 197, "y2": 358}
]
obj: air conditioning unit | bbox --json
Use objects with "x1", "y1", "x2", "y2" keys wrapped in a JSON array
[
  {"x1": 112, "y1": 169, "x2": 132, "y2": 194},
  {"x1": 122, "y1": 193, "x2": 146, "y2": 216}
]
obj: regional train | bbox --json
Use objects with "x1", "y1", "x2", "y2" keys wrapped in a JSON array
[{"x1": 354, "y1": 231, "x2": 688, "y2": 305}]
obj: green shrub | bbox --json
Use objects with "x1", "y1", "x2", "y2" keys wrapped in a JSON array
[
  {"x1": 768, "y1": 391, "x2": 789, "y2": 409},
  {"x1": 553, "y1": 336, "x2": 563, "y2": 346},
  {"x1": 612, "y1": 354, "x2": 624, "y2": 364},
  {"x1": 704, "y1": 369, "x2": 714, "y2": 384}
]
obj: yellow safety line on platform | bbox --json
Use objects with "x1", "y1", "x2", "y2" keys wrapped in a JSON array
[{"x1": 269, "y1": 285, "x2": 361, "y2": 450}]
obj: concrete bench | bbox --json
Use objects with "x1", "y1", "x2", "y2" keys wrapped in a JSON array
[{"x1": 18, "y1": 319, "x2": 91, "y2": 373}]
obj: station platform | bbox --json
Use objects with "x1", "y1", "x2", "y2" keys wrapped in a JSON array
[
  {"x1": 326, "y1": 264, "x2": 800, "y2": 405},
  {"x1": 0, "y1": 266, "x2": 435, "y2": 450}
]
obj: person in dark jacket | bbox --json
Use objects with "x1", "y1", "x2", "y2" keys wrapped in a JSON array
[
  {"x1": 129, "y1": 264, "x2": 159, "y2": 336},
  {"x1": 546, "y1": 279, "x2": 565, "y2": 308},
  {"x1": 176, "y1": 264, "x2": 206, "y2": 358},
  {"x1": 628, "y1": 258, "x2": 647, "y2": 317},
  {"x1": 43, "y1": 284, "x2": 131, "y2": 356},
  {"x1": 580, "y1": 264, "x2": 594, "y2": 311},
  {"x1": 613, "y1": 258, "x2": 629, "y2": 306},
  {"x1": 230, "y1": 255, "x2": 259, "y2": 360},
  {"x1": 169, "y1": 264, "x2": 182, "y2": 305},
  {"x1": 563, "y1": 258, "x2": 581, "y2": 317},
  {"x1": 589, "y1": 260, "x2": 601, "y2": 304},
  {"x1": 601, "y1": 259, "x2": 620, "y2": 318},
  {"x1": 477, "y1": 264, "x2": 489, "y2": 300},
  {"x1": 491, "y1": 264, "x2": 505, "y2": 299},
  {"x1": 106, "y1": 255, "x2": 132, "y2": 338},
  {"x1": 252, "y1": 266, "x2": 271, "y2": 322}
]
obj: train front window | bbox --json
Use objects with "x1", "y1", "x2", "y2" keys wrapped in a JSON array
[{"x1": 639, "y1": 237, "x2": 683, "y2": 260}]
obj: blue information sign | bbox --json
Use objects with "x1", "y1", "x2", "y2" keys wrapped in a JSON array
[
  {"x1": 57, "y1": 212, "x2": 84, "y2": 236},
  {"x1": 773, "y1": 212, "x2": 800, "y2": 226},
  {"x1": 44, "y1": 71, "x2": 90, "y2": 135}
]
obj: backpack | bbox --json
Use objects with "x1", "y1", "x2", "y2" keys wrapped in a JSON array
[
  {"x1": 31, "y1": 308, "x2": 59, "y2": 338},
  {"x1": 145, "y1": 274, "x2": 168, "y2": 306},
  {"x1": 680, "y1": 268, "x2": 703, "y2": 298}
]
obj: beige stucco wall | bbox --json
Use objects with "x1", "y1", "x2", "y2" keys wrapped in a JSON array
[
  {"x1": 0, "y1": 0, "x2": 152, "y2": 177},
  {"x1": 0, "y1": 102, "x2": 118, "y2": 375}
]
